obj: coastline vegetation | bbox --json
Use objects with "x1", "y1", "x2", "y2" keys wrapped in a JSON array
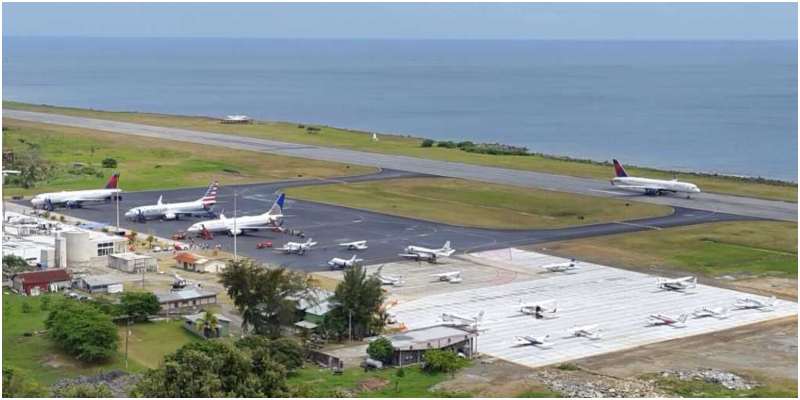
[{"x1": 5, "y1": 101, "x2": 795, "y2": 202}]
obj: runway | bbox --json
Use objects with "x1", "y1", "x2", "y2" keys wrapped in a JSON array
[
  {"x1": 16, "y1": 170, "x2": 752, "y2": 272},
  {"x1": 5, "y1": 109, "x2": 796, "y2": 222}
]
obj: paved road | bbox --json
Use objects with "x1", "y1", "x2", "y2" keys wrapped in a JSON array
[
  {"x1": 6, "y1": 109, "x2": 796, "y2": 222},
  {"x1": 14, "y1": 172, "x2": 752, "y2": 272}
]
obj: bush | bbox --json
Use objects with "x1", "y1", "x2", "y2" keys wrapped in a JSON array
[
  {"x1": 119, "y1": 292, "x2": 160, "y2": 321},
  {"x1": 40, "y1": 296, "x2": 51, "y2": 311},
  {"x1": 456, "y1": 141, "x2": 474, "y2": 149},
  {"x1": 21, "y1": 302, "x2": 32, "y2": 313},
  {"x1": 45, "y1": 300, "x2": 119, "y2": 362},
  {"x1": 52, "y1": 383, "x2": 112, "y2": 398},
  {"x1": 366, "y1": 337, "x2": 393, "y2": 364},
  {"x1": 436, "y1": 141, "x2": 457, "y2": 149},
  {"x1": 422, "y1": 349, "x2": 468, "y2": 374},
  {"x1": 101, "y1": 158, "x2": 117, "y2": 168},
  {"x1": 420, "y1": 139, "x2": 435, "y2": 148}
]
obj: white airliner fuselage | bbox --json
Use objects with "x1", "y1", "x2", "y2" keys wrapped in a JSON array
[
  {"x1": 126, "y1": 182, "x2": 218, "y2": 221},
  {"x1": 31, "y1": 173, "x2": 121, "y2": 209},
  {"x1": 187, "y1": 193, "x2": 284, "y2": 236},
  {"x1": 610, "y1": 159, "x2": 700, "y2": 196}
]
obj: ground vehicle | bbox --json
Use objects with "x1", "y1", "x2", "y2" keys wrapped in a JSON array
[
  {"x1": 172, "y1": 231, "x2": 187, "y2": 240},
  {"x1": 257, "y1": 240, "x2": 273, "y2": 249}
]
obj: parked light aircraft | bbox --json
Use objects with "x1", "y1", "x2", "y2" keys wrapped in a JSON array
[
  {"x1": 339, "y1": 240, "x2": 368, "y2": 250},
  {"x1": 373, "y1": 265, "x2": 403, "y2": 286},
  {"x1": 31, "y1": 173, "x2": 121, "y2": 210},
  {"x1": 647, "y1": 313, "x2": 688, "y2": 328},
  {"x1": 187, "y1": 193, "x2": 285, "y2": 236},
  {"x1": 610, "y1": 159, "x2": 700, "y2": 197},
  {"x1": 519, "y1": 299, "x2": 558, "y2": 318},
  {"x1": 441, "y1": 311, "x2": 483, "y2": 331},
  {"x1": 399, "y1": 241, "x2": 455, "y2": 263},
  {"x1": 328, "y1": 255, "x2": 363, "y2": 270},
  {"x1": 657, "y1": 276, "x2": 697, "y2": 292},
  {"x1": 567, "y1": 324, "x2": 602, "y2": 340},
  {"x1": 277, "y1": 238, "x2": 317, "y2": 255},
  {"x1": 125, "y1": 181, "x2": 218, "y2": 221},
  {"x1": 733, "y1": 296, "x2": 776, "y2": 311},
  {"x1": 692, "y1": 306, "x2": 730, "y2": 319},
  {"x1": 513, "y1": 334, "x2": 553, "y2": 348},
  {"x1": 541, "y1": 259, "x2": 579, "y2": 273},
  {"x1": 430, "y1": 271, "x2": 462, "y2": 283}
]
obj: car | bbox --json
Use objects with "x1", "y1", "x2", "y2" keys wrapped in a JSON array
[
  {"x1": 256, "y1": 240, "x2": 273, "y2": 249},
  {"x1": 172, "y1": 231, "x2": 187, "y2": 240}
]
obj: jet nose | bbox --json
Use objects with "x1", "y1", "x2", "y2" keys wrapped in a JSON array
[
  {"x1": 187, "y1": 225, "x2": 199, "y2": 233},
  {"x1": 692, "y1": 186, "x2": 701, "y2": 193}
]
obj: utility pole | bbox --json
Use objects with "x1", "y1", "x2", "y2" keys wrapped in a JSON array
[
  {"x1": 115, "y1": 193, "x2": 120, "y2": 233},
  {"x1": 233, "y1": 191, "x2": 238, "y2": 261},
  {"x1": 124, "y1": 317, "x2": 131, "y2": 369},
  {"x1": 348, "y1": 309, "x2": 353, "y2": 343}
]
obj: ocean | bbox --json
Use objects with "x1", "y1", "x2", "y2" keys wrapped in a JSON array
[{"x1": 3, "y1": 37, "x2": 797, "y2": 180}]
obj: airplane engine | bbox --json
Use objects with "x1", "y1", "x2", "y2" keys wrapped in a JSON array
[{"x1": 66, "y1": 200, "x2": 80, "y2": 209}]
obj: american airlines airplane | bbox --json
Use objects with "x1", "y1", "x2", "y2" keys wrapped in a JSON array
[
  {"x1": 186, "y1": 193, "x2": 285, "y2": 236},
  {"x1": 31, "y1": 173, "x2": 121, "y2": 210},
  {"x1": 125, "y1": 181, "x2": 219, "y2": 221},
  {"x1": 610, "y1": 159, "x2": 700, "y2": 197}
]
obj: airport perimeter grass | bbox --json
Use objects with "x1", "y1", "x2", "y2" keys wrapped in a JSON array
[
  {"x1": 2, "y1": 118, "x2": 374, "y2": 197},
  {"x1": 285, "y1": 177, "x2": 672, "y2": 229},
  {"x1": 6, "y1": 101, "x2": 796, "y2": 202},
  {"x1": 117, "y1": 320, "x2": 200, "y2": 369},
  {"x1": 1, "y1": 293, "x2": 145, "y2": 387},
  {"x1": 533, "y1": 221, "x2": 798, "y2": 278},
  {"x1": 287, "y1": 365, "x2": 471, "y2": 397}
]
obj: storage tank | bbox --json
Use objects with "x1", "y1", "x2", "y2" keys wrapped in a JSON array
[{"x1": 63, "y1": 230, "x2": 92, "y2": 267}]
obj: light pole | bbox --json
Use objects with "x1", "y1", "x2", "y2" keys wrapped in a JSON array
[
  {"x1": 115, "y1": 193, "x2": 120, "y2": 233},
  {"x1": 233, "y1": 191, "x2": 238, "y2": 261}
]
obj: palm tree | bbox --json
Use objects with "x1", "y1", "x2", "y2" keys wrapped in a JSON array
[
  {"x1": 202, "y1": 310, "x2": 219, "y2": 338},
  {"x1": 145, "y1": 234, "x2": 156, "y2": 249}
]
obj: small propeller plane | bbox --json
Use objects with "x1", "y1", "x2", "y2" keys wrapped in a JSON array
[
  {"x1": 541, "y1": 259, "x2": 579, "y2": 273},
  {"x1": 656, "y1": 276, "x2": 697, "y2": 292},
  {"x1": 277, "y1": 238, "x2": 317, "y2": 255},
  {"x1": 441, "y1": 311, "x2": 484, "y2": 331},
  {"x1": 519, "y1": 299, "x2": 558, "y2": 318},
  {"x1": 647, "y1": 313, "x2": 689, "y2": 328},
  {"x1": 328, "y1": 254, "x2": 363, "y2": 270},
  {"x1": 399, "y1": 241, "x2": 455, "y2": 263},
  {"x1": 733, "y1": 296, "x2": 776, "y2": 311},
  {"x1": 339, "y1": 240, "x2": 368, "y2": 250},
  {"x1": 430, "y1": 271, "x2": 462, "y2": 283},
  {"x1": 692, "y1": 306, "x2": 730, "y2": 319},
  {"x1": 373, "y1": 265, "x2": 404, "y2": 286},
  {"x1": 567, "y1": 324, "x2": 602, "y2": 340},
  {"x1": 513, "y1": 334, "x2": 554, "y2": 349}
]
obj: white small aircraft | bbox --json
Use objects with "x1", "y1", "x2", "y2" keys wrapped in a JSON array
[
  {"x1": 373, "y1": 265, "x2": 404, "y2": 286},
  {"x1": 31, "y1": 173, "x2": 122, "y2": 210},
  {"x1": 513, "y1": 334, "x2": 554, "y2": 348},
  {"x1": 733, "y1": 296, "x2": 776, "y2": 311},
  {"x1": 541, "y1": 259, "x2": 579, "y2": 273},
  {"x1": 399, "y1": 241, "x2": 455, "y2": 263},
  {"x1": 328, "y1": 254, "x2": 363, "y2": 270},
  {"x1": 187, "y1": 193, "x2": 284, "y2": 236},
  {"x1": 126, "y1": 181, "x2": 219, "y2": 221},
  {"x1": 430, "y1": 271, "x2": 462, "y2": 283},
  {"x1": 339, "y1": 240, "x2": 368, "y2": 250},
  {"x1": 278, "y1": 238, "x2": 317, "y2": 255},
  {"x1": 172, "y1": 273, "x2": 188, "y2": 290},
  {"x1": 441, "y1": 311, "x2": 484, "y2": 331},
  {"x1": 657, "y1": 276, "x2": 698, "y2": 292},
  {"x1": 610, "y1": 159, "x2": 701, "y2": 197},
  {"x1": 647, "y1": 313, "x2": 689, "y2": 328},
  {"x1": 519, "y1": 299, "x2": 558, "y2": 318},
  {"x1": 692, "y1": 306, "x2": 730, "y2": 319},
  {"x1": 567, "y1": 324, "x2": 602, "y2": 340}
]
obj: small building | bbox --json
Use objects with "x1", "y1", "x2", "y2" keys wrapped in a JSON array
[
  {"x1": 221, "y1": 115, "x2": 252, "y2": 124},
  {"x1": 182, "y1": 312, "x2": 231, "y2": 339},
  {"x1": 55, "y1": 230, "x2": 127, "y2": 269},
  {"x1": 77, "y1": 274, "x2": 124, "y2": 294},
  {"x1": 174, "y1": 252, "x2": 227, "y2": 274},
  {"x1": 290, "y1": 288, "x2": 334, "y2": 327},
  {"x1": 109, "y1": 252, "x2": 157, "y2": 274},
  {"x1": 379, "y1": 325, "x2": 478, "y2": 366},
  {"x1": 12, "y1": 269, "x2": 72, "y2": 296},
  {"x1": 156, "y1": 288, "x2": 218, "y2": 314}
]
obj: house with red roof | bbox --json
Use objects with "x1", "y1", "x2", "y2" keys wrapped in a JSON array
[{"x1": 12, "y1": 269, "x2": 72, "y2": 295}]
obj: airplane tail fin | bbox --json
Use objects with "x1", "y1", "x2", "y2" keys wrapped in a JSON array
[
  {"x1": 678, "y1": 313, "x2": 689, "y2": 324},
  {"x1": 200, "y1": 181, "x2": 219, "y2": 207},
  {"x1": 476, "y1": 310, "x2": 485, "y2": 323},
  {"x1": 443, "y1": 241, "x2": 452, "y2": 251},
  {"x1": 105, "y1": 172, "x2": 120, "y2": 189},
  {"x1": 350, "y1": 254, "x2": 358, "y2": 262},
  {"x1": 266, "y1": 193, "x2": 286, "y2": 216},
  {"x1": 768, "y1": 295, "x2": 777, "y2": 306},
  {"x1": 612, "y1": 159, "x2": 628, "y2": 178},
  {"x1": 157, "y1": 195, "x2": 163, "y2": 206}
]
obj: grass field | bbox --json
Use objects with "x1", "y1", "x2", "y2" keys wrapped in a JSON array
[
  {"x1": 2, "y1": 118, "x2": 375, "y2": 197},
  {"x1": 287, "y1": 365, "x2": 469, "y2": 397},
  {"x1": 285, "y1": 177, "x2": 672, "y2": 229},
  {"x1": 5, "y1": 101, "x2": 796, "y2": 202},
  {"x1": 1, "y1": 293, "x2": 145, "y2": 387},
  {"x1": 117, "y1": 320, "x2": 200, "y2": 369},
  {"x1": 532, "y1": 221, "x2": 798, "y2": 278},
  {"x1": 653, "y1": 375, "x2": 797, "y2": 398}
]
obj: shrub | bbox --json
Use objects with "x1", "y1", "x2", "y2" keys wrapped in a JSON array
[
  {"x1": 422, "y1": 349, "x2": 468, "y2": 374},
  {"x1": 21, "y1": 302, "x2": 32, "y2": 313},
  {"x1": 420, "y1": 139, "x2": 435, "y2": 148},
  {"x1": 45, "y1": 300, "x2": 119, "y2": 362},
  {"x1": 119, "y1": 292, "x2": 160, "y2": 321},
  {"x1": 456, "y1": 141, "x2": 474, "y2": 149},
  {"x1": 436, "y1": 141, "x2": 457, "y2": 149},
  {"x1": 366, "y1": 337, "x2": 393, "y2": 364},
  {"x1": 52, "y1": 383, "x2": 112, "y2": 398},
  {"x1": 101, "y1": 158, "x2": 117, "y2": 168}
]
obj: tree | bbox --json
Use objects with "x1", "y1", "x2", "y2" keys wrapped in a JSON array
[
  {"x1": 145, "y1": 234, "x2": 156, "y2": 249},
  {"x1": 421, "y1": 139, "x2": 435, "y2": 148},
  {"x1": 52, "y1": 383, "x2": 112, "y2": 398},
  {"x1": 2, "y1": 367, "x2": 47, "y2": 398},
  {"x1": 422, "y1": 349, "x2": 468, "y2": 374},
  {"x1": 202, "y1": 310, "x2": 219, "y2": 338},
  {"x1": 324, "y1": 265, "x2": 385, "y2": 340},
  {"x1": 2, "y1": 255, "x2": 29, "y2": 273},
  {"x1": 119, "y1": 292, "x2": 160, "y2": 322},
  {"x1": 45, "y1": 300, "x2": 119, "y2": 362},
  {"x1": 101, "y1": 157, "x2": 117, "y2": 168},
  {"x1": 220, "y1": 259, "x2": 310, "y2": 337},
  {"x1": 126, "y1": 230, "x2": 138, "y2": 246},
  {"x1": 367, "y1": 337, "x2": 393, "y2": 364},
  {"x1": 235, "y1": 336, "x2": 304, "y2": 373},
  {"x1": 132, "y1": 340, "x2": 286, "y2": 397}
]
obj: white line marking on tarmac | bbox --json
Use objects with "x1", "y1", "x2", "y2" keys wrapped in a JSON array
[
  {"x1": 614, "y1": 221, "x2": 662, "y2": 230},
  {"x1": 588, "y1": 189, "x2": 626, "y2": 195}
]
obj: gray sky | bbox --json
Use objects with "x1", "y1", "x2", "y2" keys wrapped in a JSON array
[{"x1": 3, "y1": 2, "x2": 797, "y2": 40}]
